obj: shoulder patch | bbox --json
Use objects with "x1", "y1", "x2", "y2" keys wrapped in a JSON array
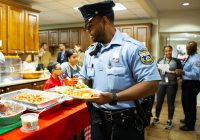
[
  {"x1": 196, "y1": 61, "x2": 200, "y2": 67},
  {"x1": 138, "y1": 49, "x2": 153, "y2": 64}
]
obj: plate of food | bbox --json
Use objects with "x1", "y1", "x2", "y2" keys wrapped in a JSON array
[{"x1": 71, "y1": 89, "x2": 102, "y2": 99}]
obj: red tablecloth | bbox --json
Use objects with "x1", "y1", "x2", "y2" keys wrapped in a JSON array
[{"x1": 0, "y1": 103, "x2": 90, "y2": 140}]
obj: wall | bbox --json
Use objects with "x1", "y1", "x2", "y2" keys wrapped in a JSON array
[{"x1": 157, "y1": 9, "x2": 200, "y2": 59}]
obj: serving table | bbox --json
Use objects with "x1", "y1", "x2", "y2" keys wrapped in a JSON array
[{"x1": 0, "y1": 103, "x2": 90, "y2": 140}]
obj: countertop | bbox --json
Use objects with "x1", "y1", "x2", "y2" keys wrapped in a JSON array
[{"x1": 0, "y1": 76, "x2": 49, "y2": 88}]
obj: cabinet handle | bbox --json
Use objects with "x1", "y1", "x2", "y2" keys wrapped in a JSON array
[
  {"x1": 33, "y1": 83, "x2": 36, "y2": 86},
  {"x1": 1, "y1": 90, "x2": 4, "y2": 92},
  {"x1": 7, "y1": 88, "x2": 10, "y2": 91}
]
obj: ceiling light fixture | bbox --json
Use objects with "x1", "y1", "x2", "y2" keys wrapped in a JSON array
[
  {"x1": 182, "y1": 3, "x2": 189, "y2": 6},
  {"x1": 113, "y1": 3, "x2": 127, "y2": 11},
  {"x1": 73, "y1": 3, "x2": 127, "y2": 11}
]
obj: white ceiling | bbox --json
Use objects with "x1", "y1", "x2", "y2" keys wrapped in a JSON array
[{"x1": 13, "y1": 0, "x2": 200, "y2": 26}]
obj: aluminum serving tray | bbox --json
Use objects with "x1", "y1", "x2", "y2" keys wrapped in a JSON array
[
  {"x1": 0, "y1": 89, "x2": 63, "y2": 109},
  {"x1": 24, "y1": 99, "x2": 64, "y2": 117},
  {"x1": 0, "y1": 100, "x2": 26, "y2": 126}
]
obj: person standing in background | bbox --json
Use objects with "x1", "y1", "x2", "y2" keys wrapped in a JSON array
[
  {"x1": 175, "y1": 41, "x2": 200, "y2": 131},
  {"x1": 61, "y1": 49, "x2": 81, "y2": 78},
  {"x1": 152, "y1": 45, "x2": 182, "y2": 129},
  {"x1": 74, "y1": 44, "x2": 85, "y2": 67},
  {"x1": 57, "y1": 43, "x2": 68, "y2": 64},
  {"x1": 0, "y1": 52, "x2": 5, "y2": 63},
  {"x1": 38, "y1": 42, "x2": 52, "y2": 68}
]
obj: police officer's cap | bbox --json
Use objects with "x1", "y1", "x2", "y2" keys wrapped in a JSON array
[{"x1": 78, "y1": 1, "x2": 115, "y2": 27}]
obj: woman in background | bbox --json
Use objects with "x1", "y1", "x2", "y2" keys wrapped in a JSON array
[
  {"x1": 61, "y1": 49, "x2": 81, "y2": 78},
  {"x1": 152, "y1": 45, "x2": 182, "y2": 129},
  {"x1": 74, "y1": 44, "x2": 85, "y2": 67}
]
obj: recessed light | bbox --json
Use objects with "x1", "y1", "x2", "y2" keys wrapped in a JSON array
[
  {"x1": 73, "y1": 7, "x2": 79, "y2": 10},
  {"x1": 113, "y1": 3, "x2": 127, "y2": 11},
  {"x1": 182, "y1": 3, "x2": 189, "y2": 6}
]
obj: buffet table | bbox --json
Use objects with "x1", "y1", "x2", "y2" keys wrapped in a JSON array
[{"x1": 0, "y1": 103, "x2": 90, "y2": 140}]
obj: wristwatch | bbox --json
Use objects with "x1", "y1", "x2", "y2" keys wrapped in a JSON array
[{"x1": 109, "y1": 93, "x2": 117, "y2": 105}]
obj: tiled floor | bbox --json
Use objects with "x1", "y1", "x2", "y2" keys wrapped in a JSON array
[{"x1": 146, "y1": 87, "x2": 200, "y2": 140}]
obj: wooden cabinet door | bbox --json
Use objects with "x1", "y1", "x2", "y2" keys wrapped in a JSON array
[
  {"x1": 7, "y1": 6, "x2": 25, "y2": 54},
  {"x1": 5, "y1": 83, "x2": 32, "y2": 93},
  {"x1": 39, "y1": 31, "x2": 48, "y2": 46},
  {"x1": 49, "y1": 30, "x2": 59, "y2": 46},
  {"x1": 0, "y1": 4, "x2": 7, "y2": 54},
  {"x1": 0, "y1": 88, "x2": 5, "y2": 94},
  {"x1": 134, "y1": 25, "x2": 151, "y2": 52},
  {"x1": 70, "y1": 29, "x2": 80, "y2": 49},
  {"x1": 80, "y1": 28, "x2": 91, "y2": 52},
  {"x1": 119, "y1": 26, "x2": 134, "y2": 38},
  {"x1": 32, "y1": 81, "x2": 46, "y2": 91},
  {"x1": 25, "y1": 11, "x2": 39, "y2": 54},
  {"x1": 59, "y1": 30, "x2": 70, "y2": 47}
]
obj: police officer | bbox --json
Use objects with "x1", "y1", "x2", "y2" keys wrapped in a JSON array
[
  {"x1": 175, "y1": 41, "x2": 200, "y2": 131},
  {"x1": 77, "y1": 1, "x2": 161, "y2": 140}
]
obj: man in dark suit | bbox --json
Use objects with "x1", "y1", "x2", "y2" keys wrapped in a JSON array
[{"x1": 57, "y1": 43, "x2": 68, "y2": 64}]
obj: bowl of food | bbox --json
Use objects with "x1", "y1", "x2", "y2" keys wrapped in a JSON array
[
  {"x1": 0, "y1": 100, "x2": 26, "y2": 126},
  {"x1": 19, "y1": 71, "x2": 43, "y2": 79},
  {"x1": 64, "y1": 78, "x2": 79, "y2": 86}
]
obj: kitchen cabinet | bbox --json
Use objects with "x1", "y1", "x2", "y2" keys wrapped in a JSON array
[
  {"x1": 5, "y1": 83, "x2": 32, "y2": 92},
  {"x1": 32, "y1": 81, "x2": 46, "y2": 90},
  {"x1": 49, "y1": 30, "x2": 59, "y2": 46},
  {"x1": 80, "y1": 28, "x2": 91, "y2": 52},
  {"x1": 0, "y1": 88, "x2": 5, "y2": 94},
  {"x1": 25, "y1": 11, "x2": 39, "y2": 54},
  {"x1": 0, "y1": 0, "x2": 40, "y2": 55},
  {"x1": 39, "y1": 31, "x2": 48, "y2": 46},
  {"x1": 7, "y1": 6, "x2": 25, "y2": 54},
  {"x1": 118, "y1": 26, "x2": 134, "y2": 38},
  {"x1": 39, "y1": 23, "x2": 152, "y2": 52},
  {"x1": 59, "y1": 29, "x2": 70, "y2": 47},
  {"x1": 134, "y1": 24, "x2": 151, "y2": 52},
  {"x1": 0, "y1": 4, "x2": 6, "y2": 54},
  {"x1": 70, "y1": 29, "x2": 80, "y2": 49}
]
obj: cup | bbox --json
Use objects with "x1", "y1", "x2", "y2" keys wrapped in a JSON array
[{"x1": 20, "y1": 113, "x2": 39, "y2": 132}]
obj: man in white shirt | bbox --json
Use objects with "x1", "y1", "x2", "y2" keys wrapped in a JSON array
[{"x1": 0, "y1": 52, "x2": 5, "y2": 63}]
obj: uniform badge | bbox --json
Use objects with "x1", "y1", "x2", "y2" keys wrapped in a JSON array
[
  {"x1": 196, "y1": 61, "x2": 200, "y2": 67},
  {"x1": 112, "y1": 53, "x2": 120, "y2": 62},
  {"x1": 138, "y1": 49, "x2": 153, "y2": 64}
]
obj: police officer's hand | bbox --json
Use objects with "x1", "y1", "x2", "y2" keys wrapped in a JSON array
[
  {"x1": 81, "y1": 92, "x2": 113, "y2": 105},
  {"x1": 170, "y1": 71, "x2": 176, "y2": 76},
  {"x1": 175, "y1": 69, "x2": 185, "y2": 77}
]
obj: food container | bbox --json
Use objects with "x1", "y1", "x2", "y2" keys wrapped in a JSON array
[
  {"x1": 18, "y1": 71, "x2": 43, "y2": 79},
  {"x1": 0, "y1": 100, "x2": 26, "y2": 126},
  {"x1": 24, "y1": 100, "x2": 63, "y2": 117},
  {"x1": 0, "y1": 89, "x2": 63, "y2": 110},
  {"x1": 64, "y1": 78, "x2": 78, "y2": 86},
  {"x1": 20, "y1": 113, "x2": 39, "y2": 132}
]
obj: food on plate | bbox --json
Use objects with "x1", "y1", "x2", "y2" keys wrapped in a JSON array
[
  {"x1": 11, "y1": 93, "x2": 50, "y2": 103},
  {"x1": 61, "y1": 86, "x2": 73, "y2": 95},
  {"x1": 72, "y1": 89, "x2": 99, "y2": 98},
  {"x1": 74, "y1": 82, "x2": 89, "y2": 89},
  {"x1": 0, "y1": 103, "x2": 16, "y2": 116}
]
